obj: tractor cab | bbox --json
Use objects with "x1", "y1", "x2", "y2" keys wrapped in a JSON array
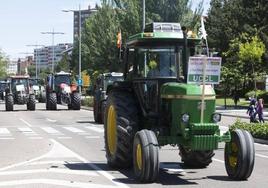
[{"x1": 123, "y1": 22, "x2": 202, "y2": 118}]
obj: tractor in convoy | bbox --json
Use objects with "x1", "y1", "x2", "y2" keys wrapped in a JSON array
[
  {"x1": 5, "y1": 75, "x2": 36, "y2": 111},
  {"x1": 0, "y1": 80, "x2": 9, "y2": 100},
  {"x1": 46, "y1": 71, "x2": 81, "y2": 110},
  {"x1": 104, "y1": 22, "x2": 255, "y2": 182},
  {"x1": 29, "y1": 78, "x2": 46, "y2": 103},
  {"x1": 93, "y1": 72, "x2": 123, "y2": 123}
]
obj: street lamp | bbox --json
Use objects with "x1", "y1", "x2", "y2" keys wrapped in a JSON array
[
  {"x1": 26, "y1": 44, "x2": 45, "y2": 79},
  {"x1": 41, "y1": 29, "x2": 65, "y2": 74},
  {"x1": 62, "y1": 4, "x2": 82, "y2": 94}
]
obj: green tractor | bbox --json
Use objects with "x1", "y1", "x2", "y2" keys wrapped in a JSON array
[
  {"x1": 5, "y1": 75, "x2": 36, "y2": 111},
  {"x1": 29, "y1": 78, "x2": 46, "y2": 103},
  {"x1": 104, "y1": 23, "x2": 255, "y2": 182},
  {"x1": 93, "y1": 72, "x2": 123, "y2": 123}
]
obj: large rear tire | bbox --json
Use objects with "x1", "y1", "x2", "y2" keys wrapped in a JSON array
[
  {"x1": 179, "y1": 146, "x2": 214, "y2": 168},
  {"x1": 46, "y1": 92, "x2": 57, "y2": 110},
  {"x1": 71, "y1": 92, "x2": 81, "y2": 110},
  {"x1": 27, "y1": 94, "x2": 36, "y2": 111},
  {"x1": 5, "y1": 94, "x2": 14, "y2": 111},
  {"x1": 133, "y1": 130, "x2": 159, "y2": 182},
  {"x1": 224, "y1": 129, "x2": 255, "y2": 180},
  {"x1": 104, "y1": 91, "x2": 139, "y2": 168}
]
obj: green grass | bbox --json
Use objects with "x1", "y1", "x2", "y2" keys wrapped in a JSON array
[
  {"x1": 81, "y1": 96, "x2": 94, "y2": 107},
  {"x1": 216, "y1": 98, "x2": 249, "y2": 107}
]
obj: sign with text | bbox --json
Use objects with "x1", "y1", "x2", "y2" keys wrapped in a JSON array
[{"x1": 187, "y1": 57, "x2": 222, "y2": 84}]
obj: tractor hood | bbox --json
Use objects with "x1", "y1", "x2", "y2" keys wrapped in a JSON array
[{"x1": 160, "y1": 83, "x2": 215, "y2": 99}]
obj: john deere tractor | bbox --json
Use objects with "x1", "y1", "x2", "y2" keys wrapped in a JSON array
[
  {"x1": 46, "y1": 71, "x2": 81, "y2": 110},
  {"x1": 93, "y1": 72, "x2": 123, "y2": 123},
  {"x1": 5, "y1": 75, "x2": 36, "y2": 111},
  {"x1": 104, "y1": 22, "x2": 255, "y2": 182}
]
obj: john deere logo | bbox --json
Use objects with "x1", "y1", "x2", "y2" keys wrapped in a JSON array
[{"x1": 198, "y1": 101, "x2": 206, "y2": 110}]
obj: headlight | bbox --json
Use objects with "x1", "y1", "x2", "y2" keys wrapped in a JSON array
[
  {"x1": 181, "y1": 113, "x2": 190, "y2": 123},
  {"x1": 212, "y1": 113, "x2": 221, "y2": 123}
]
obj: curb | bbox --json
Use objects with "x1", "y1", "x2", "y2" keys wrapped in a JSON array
[
  {"x1": 254, "y1": 138, "x2": 268, "y2": 145},
  {"x1": 81, "y1": 106, "x2": 92, "y2": 111}
]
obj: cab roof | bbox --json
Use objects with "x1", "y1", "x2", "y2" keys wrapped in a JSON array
[
  {"x1": 9, "y1": 75, "x2": 29, "y2": 79},
  {"x1": 126, "y1": 22, "x2": 201, "y2": 47}
]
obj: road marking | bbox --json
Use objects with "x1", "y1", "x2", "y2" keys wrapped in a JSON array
[
  {"x1": 19, "y1": 118, "x2": 32, "y2": 127},
  {"x1": 18, "y1": 127, "x2": 38, "y2": 136},
  {"x1": 0, "y1": 169, "x2": 98, "y2": 176},
  {"x1": 28, "y1": 161, "x2": 69, "y2": 165},
  {"x1": 0, "y1": 128, "x2": 11, "y2": 136},
  {"x1": 213, "y1": 158, "x2": 224, "y2": 163},
  {"x1": 46, "y1": 118, "x2": 57, "y2": 123},
  {"x1": 50, "y1": 139, "x2": 129, "y2": 188},
  {"x1": 78, "y1": 132, "x2": 91, "y2": 135},
  {"x1": 63, "y1": 127, "x2": 85, "y2": 133},
  {"x1": 0, "y1": 179, "x2": 117, "y2": 188},
  {"x1": 0, "y1": 138, "x2": 15, "y2": 140},
  {"x1": 256, "y1": 153, "x2": 268, "y2": 159},
  {"x1": 85, "y1": 136, "x2": 100, "y2": 139},
  {"x1": 85, "y1": 126, "x2": 104, "y2": 133},
  {"x1": 29, "y1": 137, "x2": 43, "y2": 139},
  {"x1": 40, "y1": 127, "x2": 63, "y2": 135},
  {"x1": 57, "y1": 137, "x2": 72, "y2": 139}
]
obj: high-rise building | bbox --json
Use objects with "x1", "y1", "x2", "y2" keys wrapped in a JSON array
[
  {"x1": 73, "y1": 5, "x2": 97, "y2": 41},
  {"x1": 34, "y1": 43, "x2": 73, "y2": 70}
]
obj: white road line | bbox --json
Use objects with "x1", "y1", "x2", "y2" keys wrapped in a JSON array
[
  {"x1": 0, "y1": 138, "x2": 15, "y2": 140},
  {"x1": 57, "y1": 137, "x2": 72, "y2": 139},
  {"x1": 0, "y1": 169, "x2": 98, "y2": 176},
  {"x1": 29, "y1": 137, "x2": 43, "y2": 140},
  {"x1": 0, "y1": 128, "x2": 11, "y2": 136},
  {"x1": 85, "y1": 126, "x2": 104, "y2": 133},
  {"x1": 40, "y1": 127, "x2": 63, "y2": 135},
  {"x1": 46, "y1": 118, "x2": 57, "y2": 123},
  {"x1": 0, "y1": 179, "x2": 117, "y2": 188},
  {"x1": 256, "y1": 153, "x2": 268, "y2": 159},
  {"x1": 63, "y1": 127, "x2": 85, "y2": 133},
  {"x1": 18, "y1": 127, "x2": 38, "y2": 135},
  {"x1": 213, "y1": 158, "x2": 224, "y2": 163},
  {"x1": 78, "y1": 132, "x2": 91, "y2": 135},
  {"x1": 50, "y1": 139, "x2": 129, "y2": 188},
  {"x1": 27, "y1": 161, "x2": 69, "y2": 165},
  {"x1": 19, "y1": 118, "x2": 33, "y2": 127},
  {"x1": 85, "y1": 136, "x2": 101, "y2": 139}
]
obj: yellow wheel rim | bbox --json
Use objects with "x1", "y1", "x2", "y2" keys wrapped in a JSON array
[
  {"x1": 229, "y1": 142, "x2": 238, "y2": 168},
  {"x1": 136, "y1": 144, "x2": 142, "y2": 170},
  {"x1": 107, "y1": 105, "x2": 117, "y2": 155}
]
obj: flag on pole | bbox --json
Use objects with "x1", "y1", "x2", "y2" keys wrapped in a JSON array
[
  {"x1": 200, "y1": 16, "x2": 207, "y2": 40},
  {"x1": 117, "y1": 30, "x2": 122, "y2": 49}
]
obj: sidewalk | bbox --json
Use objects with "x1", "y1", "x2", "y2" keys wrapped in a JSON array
[{"x1": 216, "y1": 106, "x2": 268, "y2": 120}]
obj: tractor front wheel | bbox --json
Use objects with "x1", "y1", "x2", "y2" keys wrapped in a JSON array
[
  {"x1": 71, "y1": 92, "x2": 81, "y2": 110},
  {"x1": 133, "y1": 130, "x2": 159, "y2": 182},
  {"x1": 104, "y1": 91, "x2": 138, "y2": 168},
  {"x1": 27, "y1": 94, "x2": 36, "y2": 111},
  {"x1": 46, "y1": 93, "x2": 57, "y2": 110},
  {"x1": 5, "y1": 94, "x2": 14, "y2": 111},
  {"x1": 179, "y1": 146, "x2": 214, "y2": 168},
  {"x1": 224, "y1": 129, "x2": 255, "y2": 180}
]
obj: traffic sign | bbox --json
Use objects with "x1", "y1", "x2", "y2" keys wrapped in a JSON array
[
  {"x1": 78, "y1": 79, "x2": 83, "y2": 86},
  {"x1": 187, "y1": 57, "x2": 222, "y2": 84}
]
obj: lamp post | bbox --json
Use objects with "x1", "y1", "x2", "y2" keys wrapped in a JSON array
[
  {"x1": 41, "y1": 29, "x2": 65, "y2": 74},
  {"x1": 26, "y1": 44, "x2": 45, "y2": 79},
  {"x1": 62, "y1": 5, "x2": 82, "y2": 94}
]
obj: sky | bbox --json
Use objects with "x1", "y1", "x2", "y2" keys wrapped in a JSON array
[{"x1": 0, "y1": 0, "x2": 210, "y2": 61}]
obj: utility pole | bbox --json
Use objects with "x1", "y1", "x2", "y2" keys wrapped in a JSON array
[
  {"x1": 142, "y1": 0, "x2": 146, "y2": 32},
  {"x1": 26, "y1": 44, "x2": 44, "y2": 79},
  {"x1": 41, "y1": 29, "x2": 64, "y2": 73}
]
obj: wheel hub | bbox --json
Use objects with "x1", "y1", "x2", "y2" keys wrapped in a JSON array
[{"x1": 107, "y1": 105, "x2": 117, "y2": 155}]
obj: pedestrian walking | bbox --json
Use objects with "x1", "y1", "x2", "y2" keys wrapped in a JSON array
[
  {"x1": 247, "y1": 98, "x2": 258, "y2": 123},
  {"x1": 256, "y1": 98, "x2": 265, "y2": 123}
]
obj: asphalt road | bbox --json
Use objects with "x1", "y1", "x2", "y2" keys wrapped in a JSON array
[{"x1": 0, "y1": 101, "x2": 267, "y2": 188}]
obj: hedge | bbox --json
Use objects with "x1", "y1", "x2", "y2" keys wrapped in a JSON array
[
  {"x1": 230, "y1": 120, "x2": 268, "y2": 140},
  {"x1": 81, "y1": 97, "x2": 94, "y2": 107}
]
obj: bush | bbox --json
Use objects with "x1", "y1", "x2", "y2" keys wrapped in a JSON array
[
  {"x1": 81, "y1": 96, "x2": 93, "y2": 107},
  {"x1": 230, "y1": 119, "x2": 268, "y2": 140},
  {"x1": 244, "y1": 90, "x2": 266, "y2": 99}
]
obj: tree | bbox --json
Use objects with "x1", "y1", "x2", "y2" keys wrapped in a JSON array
[
  {"x1": 238, "y1": 35, "x2": 265, "y2": 91},
  {"x1": 0, "y1": 50, "x2": 7, "y2": 78},
  {"x1": 56, "y1": 54, "x2": 69, "y2": 72}
]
